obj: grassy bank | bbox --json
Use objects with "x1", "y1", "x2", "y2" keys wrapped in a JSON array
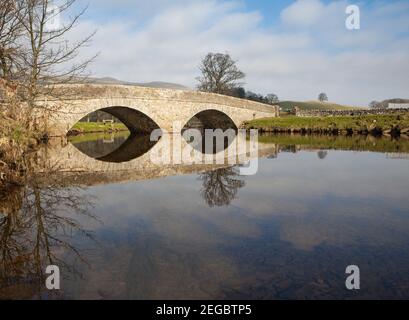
[
  {"x1": 0, "y1": 115, "x2": 46, "y2": 147},
  {"x1": 244, "y1": 114, "x2": 409, "y2": 136},
  {"x1": 1, "y1": 115, "x2": 45, "y2": 187},
  {"x1": 258, "y1": 134, "x2": 409, "y2": 154},
  {"x1": 68, "y1": 122, "x2": 129, "y2": 135},
  {"x1": 68, "y1": 131, "x2": 130, "y2": 144}
]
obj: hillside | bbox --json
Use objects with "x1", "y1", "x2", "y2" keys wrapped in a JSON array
[
  {"x1": 86, "y1": 77, "x2": 189, "y2": 90},
  {"x1": 278, "y1": 100, "x2": 358, "y2": 111}
]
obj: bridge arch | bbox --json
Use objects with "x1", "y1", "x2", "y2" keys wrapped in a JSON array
[
  {"x1": 64, "y1": 98, "x2": 164, "y2": 135},
  {"x1": 183, "y1": 109, "x2": 238, "y2": 132},
  {"x1": 182, "y1": 109, "x2": 239, "y2": 154},
  {"x1": 97, "y1": 106, "x2": 160, "y2": 134}
]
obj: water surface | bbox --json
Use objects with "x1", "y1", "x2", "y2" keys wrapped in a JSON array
[{"x1": 1, "y1": 133, "x2": 409, "y2": 299}]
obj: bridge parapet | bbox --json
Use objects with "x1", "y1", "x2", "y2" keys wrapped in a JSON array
[{"x1": 51, "y1": 84, "x2": 277, "y2": 113}]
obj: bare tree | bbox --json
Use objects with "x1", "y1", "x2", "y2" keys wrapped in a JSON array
[
  {"x1": 196, "y1": 52, "x2": 245, "y2": 95},
  {"x1": 318, "y1": 92, "x2": 328, "y2": 102},
  {"x1": 0, "y1": 1, "x2": 27, "y2": 123},
  {"x1": 369, "y1": 101, "x2": 380, "y2": 109},
  {"x1": 266, "y1": 93, "x2": 279, "y2": 104},
  {"x1": 0, "y1": 0, "x2": 25, "y2": 82},
  {"x1": 20, "y1": 0, "x2": 96, "y2": 126},
  {"x1": 0, "y1": 0, "x2": 97, "y2": 130}
]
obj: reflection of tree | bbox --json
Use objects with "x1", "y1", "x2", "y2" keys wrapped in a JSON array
[
  {"x1": 317, "y1": 150, "x2": 328, "y2": 159},
  {"x1": 0, "y1": 170, "x2": 97, "y2": 299},
  {"x1": 199, "y1": 167, "x2": 245, "y2": 207}
]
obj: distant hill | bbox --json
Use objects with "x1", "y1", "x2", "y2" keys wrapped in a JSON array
[
  {"x1": 278, "y1": 100, "x2": 359, "y2": 111},
  {"x1": 85, "y1": 77, "x2": 189, "y2": 90}
]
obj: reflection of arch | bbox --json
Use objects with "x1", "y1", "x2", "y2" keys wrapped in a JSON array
[
  {"x1": 71, "y1": 106, "x2": 160, "y2": 134},
  {"x1": 183, "y1": 109, "x2": 238, "y2": 131},
  {"x1": 71, "y1": 134, "x2": 159, "y2": 163},
  {"x1": 97, "y1": 134, "x2": 159, "y2": 163},
  {"x1": 70, "y1": 133, "x2": 130, "y2": 159}
]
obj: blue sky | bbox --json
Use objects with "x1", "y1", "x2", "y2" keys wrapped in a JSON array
[{"x1": 66, "y1": 0, "x2": 409, "y2": 106}]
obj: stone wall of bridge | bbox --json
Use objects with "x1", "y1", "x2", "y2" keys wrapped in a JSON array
[{"x1": 44, "y1": 84, "x2": 278, "y2": 136}]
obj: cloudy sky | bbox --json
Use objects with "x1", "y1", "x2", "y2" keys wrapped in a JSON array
[{"x1": 66, "y1": 0, "x2": 409, "y2": 106}]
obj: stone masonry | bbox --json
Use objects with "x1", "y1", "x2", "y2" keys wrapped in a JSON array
[{"x1": 42, "y1": 84, "x2": 278, "y2": 136}]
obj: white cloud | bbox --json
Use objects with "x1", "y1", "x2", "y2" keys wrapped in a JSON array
[
  {"x1": 280, "y1": 0, "x2": 326, "y2": 27},
  {"x1": 67, "y1": 0, "x2": 409, "y2": 106}
]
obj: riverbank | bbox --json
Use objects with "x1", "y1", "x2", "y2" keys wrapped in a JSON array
[
  {"x1": 1, "y1": 119, "x2": 40, "y2": 188},
  {"x1": 258, "y1": 133, "x2": 409, "y2": 154},
  {"x1": 67, "y1": 122, "x2": 129, "y2": 135},
  {"x1": 243, "y1": 114, "x2": 409, "y2": 136}
]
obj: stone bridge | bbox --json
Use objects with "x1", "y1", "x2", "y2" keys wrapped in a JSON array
[{"x1": 44, "y1": 84, "x2": 278, "y2": 136}]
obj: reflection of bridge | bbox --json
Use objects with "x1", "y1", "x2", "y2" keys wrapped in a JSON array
[
  {"x1": 34, "y1": 136, "x2": 279, "y2": 187},
  {"x1": 45, "y1": 84, "x2": 278, "y2": 136}
]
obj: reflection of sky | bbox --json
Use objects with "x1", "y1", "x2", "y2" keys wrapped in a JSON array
[{"x1": 65, "y1": 150, "x2": 409, "y2": 299}]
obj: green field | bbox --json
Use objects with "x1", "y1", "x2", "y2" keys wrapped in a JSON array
[
  {"x1": 278, "y1": 100, "x2": 358, "y2": 111},
  {"x1": 67, "y1": 131, "x2": 130, "y2": 144},
  {"x1": 69, "y1": 122, "x2": 129, "y2": 134},
  {"x1": 244, "y1": 114, "x2": 409, "y2": 135}
]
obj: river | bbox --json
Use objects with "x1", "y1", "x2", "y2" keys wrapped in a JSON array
[{"x1": 1, "y1": 133, "x2": 409, "y2": 299}]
